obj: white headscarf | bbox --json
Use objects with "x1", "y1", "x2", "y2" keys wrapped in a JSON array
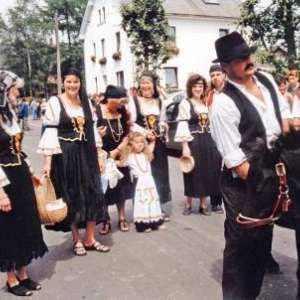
[{"x1": 0, "y1": 70, "x2": 23, "y2": 108}]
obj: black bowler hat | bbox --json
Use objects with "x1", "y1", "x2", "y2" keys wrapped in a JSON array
[
  {"x1": 212, "y1": 31, "x2": 257, "y2": 63},
  {"x1": 104, "y1": 85, "x2": 127, "y2": 99}
]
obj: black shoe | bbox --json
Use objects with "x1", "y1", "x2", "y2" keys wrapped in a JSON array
[
  {"x1": 266, "y1": 256, "x2": 282, "y2": 275},
  {"x1": 7, "y1": 282, "x2": 33, "y2": 297},
  {"x1": 199, "y1": 207, "x2": 211, "y2": 216},
  {"x1": 182, "y1": 205, "x2": 192, "y2": 215},
  {"x1": 211, "y1": 205, "x2": 224, "y2": 214}
]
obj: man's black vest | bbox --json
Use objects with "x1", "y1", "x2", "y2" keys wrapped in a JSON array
[{"x1": 223, "y1": 72, "x2": 282, "y2": 153}]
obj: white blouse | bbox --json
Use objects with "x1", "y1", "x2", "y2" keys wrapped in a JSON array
[
  {"x1": 209, "y1": 71, "x2": 292, "y2": 169},
  {"x1": 37, "y1": 96, "x2": 102, "y2": 155},
  {"x1": 127, "y1": 96, "x2": 167, "y2": 133},
  {"x1": 174, "y1": 98, "x2": 208, "y2": 142}
]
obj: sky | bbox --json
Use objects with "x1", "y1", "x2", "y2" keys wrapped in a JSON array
[{"x1": 0, "y1": 0, "x2": 16, "y2": 18}]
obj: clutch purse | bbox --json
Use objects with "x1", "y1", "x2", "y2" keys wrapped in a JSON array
[{"x1": 35, "y1": 175, "x2": 68, "y2": 225}]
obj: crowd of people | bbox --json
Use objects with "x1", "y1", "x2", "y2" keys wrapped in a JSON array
[{"x1": 1, "y1": 31, "x2": 300, "y2": 299}]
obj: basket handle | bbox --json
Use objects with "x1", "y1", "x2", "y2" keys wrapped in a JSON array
[{"x1": 41, "y1": 175, "x2": 57, "y2": 204}]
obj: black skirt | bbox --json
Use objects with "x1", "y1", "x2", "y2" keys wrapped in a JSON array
[
  {"x1": 0, "y1": 161, "x2": 48, "y2": 272},
  {"x1": 46, "y1": 140, "x2": 106, "y2": 232},
  {"x1": 183, "y1": 132, "x2": 221, "y2": 198}
]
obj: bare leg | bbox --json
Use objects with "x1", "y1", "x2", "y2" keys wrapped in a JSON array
[
  {"x1": 200, "y1": 197, "x2": 207, "y2": 208},
  {"x1": 7, "y1": 270, "x2": 18, "y2": 287},
  {"x1": 71, "y1": 223, "x2": 86, "y2": 256},
  {"x1": 117, "y1": 202, "x2": 130, "y2": 232},
  {"x1": 185, "y1": 196, "x2": 192, "y2": 208},
  {"x1": 84, "y1": 221, "x2": 96, "y2": 245}
]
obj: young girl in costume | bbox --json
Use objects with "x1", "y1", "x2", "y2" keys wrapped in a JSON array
[{"x1": 118, "y1": 132, "x2": 165, "y2": 232}]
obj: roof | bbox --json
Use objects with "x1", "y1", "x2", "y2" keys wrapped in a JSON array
[{"x1": 164, "y1": 0, "x2": 241, "y2": 19}]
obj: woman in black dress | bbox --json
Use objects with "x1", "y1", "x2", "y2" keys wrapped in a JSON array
[
  {"x1": 38, "y1": 67, "x2": 108, "y2": 256},
  {"x1": 127, "y1": 72, "x2": 172, "y2": 221},
  {"x1": 95, "y1": 85, "x2": 132, "y2": 234},
  {"x1": 175, "y1": 74, "x2": 222, "y2": 216},
  {"x1": 0, "y1": 70, "x2": 48, "y2": 296}
]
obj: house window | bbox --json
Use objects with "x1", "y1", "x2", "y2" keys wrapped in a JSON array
[
  {"x1": 116, "y1": 71, "x2": 124, "y2": 87},
  {"x1": 165, "y1": 68, "x2": 178, "y2": 88},
  {"x1": 116, "y1": 32, "x2": 121, "y2": 51},
  {"x1": 102, "y1": 7, "x2": 106, "y2": 23},
  {"x1": 219, "y1": 29, "x2": 229, "y2": 37},
  {"x1": 95, "y1": 77, "x2": 98, "y2": 94},
  {"x1": 167, "y1": 26, "x2": 176, "y2": 44},
  {"x1": 102, "y1": 75, "x2": 107, "y2": 87},
  {"x1": 93, "y1": 42, "x2": 96, "y2": 56},
  {"x1": 98, "y1": 9, "x2": 101, "y2": 24},
  {"x1": 101, "y1": 39, "x2": 105, "y2": 57}
]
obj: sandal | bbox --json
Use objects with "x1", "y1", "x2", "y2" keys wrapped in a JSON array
[
  {"x1": 18, "y1": 277, "x2": 42, "y2": 291},
  {"x1": 73, "y1": 240, "x2": 87, "y2": 256},
  {"x1": 118, "y1": 220, "x2": 130, "y2": 232},
  {"x1": 7, "y1": 282, "x2": 33, "y2": 297},
  {"x1": 84, "y1": 241, "x2": 110, "y2": 253},
  {"x1": 99, "y1": 222, "x2": 111, "y2": 235}
]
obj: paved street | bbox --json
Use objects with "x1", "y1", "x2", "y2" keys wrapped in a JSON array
[{"x1": 0, "y1": 119, "x2": 299, "y2": 300}]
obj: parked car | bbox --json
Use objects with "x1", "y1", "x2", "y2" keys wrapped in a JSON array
[{"x1": 164, "y1": 91, "x2": 186, "y2": 156}]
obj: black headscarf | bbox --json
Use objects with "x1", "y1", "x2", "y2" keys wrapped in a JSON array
[{"x1": 138, "y1": 71, "x2": 160, "y2": 99}]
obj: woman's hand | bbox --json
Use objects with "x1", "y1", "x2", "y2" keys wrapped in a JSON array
[
  {"x1": 42, "y1": 156, "x2": 52, "y2": 177},
  {"x1": 31, "y1": 173, "x2": 41, "y2": 187},
  {"x1": 182, "y1": 142, "x2": 191, "y2": 157},
  {"x1": 0, "y1": 193, "x2": 11, "y2": 213},
  {"x1": 98, "y1": 157, "x2": 106, "y2": 174},
  {"x1": 145, "y1": 130, "x2": 155, "y2": 142}
]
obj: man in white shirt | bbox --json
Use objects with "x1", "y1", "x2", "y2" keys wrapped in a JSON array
[{"x1": 209, "y1": 31, "x2": 294, "y2": 300}]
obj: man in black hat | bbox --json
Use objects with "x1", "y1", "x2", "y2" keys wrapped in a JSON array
[{"x1": 209, "y1": 31, "x2": 294, "y2": 299}]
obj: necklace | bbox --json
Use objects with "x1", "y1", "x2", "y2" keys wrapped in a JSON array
[
  {"x1": 134, "y1": 153, "x2": 148, "y2": 173},
  {"x1": 107, "y1": 117, "x2": 124, "y2": 142}
]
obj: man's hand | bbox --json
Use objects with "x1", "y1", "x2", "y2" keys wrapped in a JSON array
[{"x1": 233, "y1": 161, "x2": 250, "y2": 180}]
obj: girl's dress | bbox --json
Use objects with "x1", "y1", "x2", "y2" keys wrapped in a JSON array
[
  {"x1": 38, "y1": 96, "x2": 105, "y2": 231},
  {"x1": 128, "y1": 153, "x2": 164, "y2": 231},
  {"x1": 0, "y1": 112, "x2": 48, "y2": 272},
  {"x1": 128, "y1": 96, "x2": 172, "y2": 204},
  {"x1": 175, "y1": 98, "x2": 221, "y2": 198},
  {"x1": 96, "y1": 105, "x2": 133, "y2": 208}
]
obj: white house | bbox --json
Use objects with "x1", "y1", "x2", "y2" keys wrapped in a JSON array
[{"x1": 79, "y1": 0, "x2": 241, "y2": 94}]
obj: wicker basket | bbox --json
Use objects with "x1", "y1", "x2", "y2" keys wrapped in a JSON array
[
  {"x1": 179, "y1": 156, "x2": 195, "y2": 173},
  {"x1": 35, "y1": 176, "x2": 68, "y2": 225}
]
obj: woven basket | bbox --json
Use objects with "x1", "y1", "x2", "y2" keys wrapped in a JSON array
[
  {"x1": 179, "y1": 156, "x2": 195, "y2": 173},
  {"x1": 35, "y1": 176, "x2": 68, "y2": 225}
]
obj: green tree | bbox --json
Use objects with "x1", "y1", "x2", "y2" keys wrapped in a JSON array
[
  {"x1": 120, "y1": 0, "x2": 172, "y2": 78},
  {"x1": 39, "y1": 0, "x2": 86, "y2": 71},
  {"x1": 238, "y1": 0, "x2": 300, "y2": 75},
  {"x1": 0, "y1": 0, "x2": 54, "y2": 97},
  {"x1": 0, "y1": 0, "x2": 86, "y2": 97}
]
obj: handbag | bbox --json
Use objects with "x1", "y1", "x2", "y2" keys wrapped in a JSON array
[{"x1": 35, "y1": 175, "x2": 68, "y2": 225}]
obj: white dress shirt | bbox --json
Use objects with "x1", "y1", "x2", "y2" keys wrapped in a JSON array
[{"x1": 209, "y1": 71, "x2": 292, "y2": 169}]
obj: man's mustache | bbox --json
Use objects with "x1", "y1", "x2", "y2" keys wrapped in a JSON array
[{"x1": 245, "y1": 63, "x2": 254, "y2": 71}]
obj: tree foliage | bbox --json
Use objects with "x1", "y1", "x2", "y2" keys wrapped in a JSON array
[
  {"x1": 120, "y1": 0, "x2": 173, "y2": 78},
  {"x1": 0, "y1": 0, "x2": 86, "y2": 97},
  {"x1": 238, "y1": 0, "x2": 300, "y2": 75}
]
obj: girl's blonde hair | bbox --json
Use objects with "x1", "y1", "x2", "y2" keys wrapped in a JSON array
[{"x1": 119, "y1": 131, "x2": 154, "y2": 164}]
